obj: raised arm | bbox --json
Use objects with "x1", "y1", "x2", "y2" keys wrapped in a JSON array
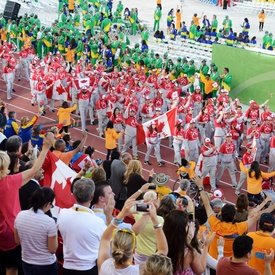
[
  {"x1": 72, "y1": 131, "x2": 88, "y2": 156},
  {"x1": 21, "y1": 132, "x2": 55, "y2": 185},
  {"x1": 192, "y1": 175, "x2": 214, "y2": 218}
]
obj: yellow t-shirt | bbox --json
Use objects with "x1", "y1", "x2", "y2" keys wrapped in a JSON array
[
  {"x1": 57, "y1": 104, "x2": 77, "y2": 126},
  {"x1": 247, "y1": 231, "x2": 275, "y2": 275},
  {"x1": 133, "y1": 213, "x2": 164, "y2": 256},
  {"x1": 202, "y1": 78, "x2": 214, "y2": 95},
  {"x1": 208, "y1": 214, "x2": 248, "y2": 259},
  {"x1": 177, "y1": 161, "x2": 196, "y2": 179},
  {"x1": 239, "y1": 162, "x2": 275, "y2": 194}
]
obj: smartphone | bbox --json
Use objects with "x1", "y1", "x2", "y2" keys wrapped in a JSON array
[
  {"x1": 255, "y1": 252, "x2": 265, "y2": 259},
  {"x1": 135, "y1": 203, "x2": 151, "y2": 212},
  {"x1": 148, "y1": 184, "x2": 157, "y2": 190}
]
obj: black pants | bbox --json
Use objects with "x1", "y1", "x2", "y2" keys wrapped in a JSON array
[
  {"x1": 259, "y1": 22, "x2": 264, "y2": 31},
  {"x1": 203, "y1": 92, "x2": 212, "y2": 102},
  {"x1": 59, "y1": 125, "x2": 69, "y2": 134},
  {"x1": 248, "y1": 192, "x2": 263, "y2": 205},
  {"x1": 157, "y1": 3, "x2": 162, "y2": 10},
  {"x1": 223, "y1": 0, "x2": 228, "y2": 9},
  {"x1": 106, "y1": 147, "x2": 117, "y2": 160},
  {"x1": 63, "y1": 265, "x2": 98, "y2": 275}
]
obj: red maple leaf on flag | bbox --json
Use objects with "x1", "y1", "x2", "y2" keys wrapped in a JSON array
[{"x1": 53, "y1": 177, "x2": 75, "y2": 208}]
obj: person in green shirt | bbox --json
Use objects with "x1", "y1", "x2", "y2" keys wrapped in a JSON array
[
  {"x1": 90, "y1": 41, "x2": 99, "y2": 65},
  {"x1": 262, "y1": 31, "x2": 270, "y2": 49},
  {"x1": 0, "y1": 13, "x2": 6, "y2": 27},
  {"x1": 181, "y1": 57, "x2": 189, "y2": 76},
  {"x1": 199, "y1": 59, "x2": 209, "y2": 93},
  {"x1": 187, "y1": 59, "x2": 196, "y2": 93},
  {"x1": 189, "y1": 21, "x2": 197, "y2": 40},
  {"x1": 210, "y1": 66, "x2": 220, "y2": 97},
  {"x1": 153, "y1": 6, "x2": 162, "y2": 31},
  {"x1": 101, "y1": 15, "x2": 112, "y2": 33},
  {"x1": 74, "y1": 11, "x2": 80, "y2": 27},
  {"x1": 175, "y1": 57, "x2": 182, "y2": 78},
  {"x1": 117, "y1": 1, "x2": 124, "y2": 17},
  {"x1": 76, "y1": 38, "x2": 83, "y2": 61},
  {"x1": 141, "y1": 26, "x2": 149, "y2": 44},
  {"x1": 129, "y1": 8, "x2": 137, "y2": 35},
  {"x1": 211, "y1": 14, "x2": 218, "y2": 31},
  {"x1": 119, "y1": 27, "x2": 130, "y2": 52},
  {"x1": 222, "y1": 15, "x2": 232, "y2": 34},
  {"x1": 155, "y1": 53, "x2": 163, "y2": 69},
  {"x1": 221, "y1": 67, "x2": 232, "y2": 91}
]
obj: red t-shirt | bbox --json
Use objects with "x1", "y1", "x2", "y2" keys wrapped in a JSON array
[{"x1": 0, "y1": 173, "x2": 23, "y2": 250}]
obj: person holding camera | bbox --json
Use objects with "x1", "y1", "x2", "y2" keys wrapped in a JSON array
[{"x1": 97, "y1": 184, "x2": 168, "y2": 274}]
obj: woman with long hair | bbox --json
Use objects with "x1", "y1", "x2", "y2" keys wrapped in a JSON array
[
  {"x1": 105, "y1": 120, "x2": 124, "y2": 160},
  {"x1": 18, "y1": 113, "x2": 40, "y2": 144},
  {"x1": 163, "y1": 210, "x2": 215, "y2": 274},
  {"x1": 239, "y1": 160, "x2": 275, "y2": 205},
  {"x1": 110, "y1": 107, "x2": 124, "y2": 152},
  {"x1": 7, "y1": 153, "x2": 20, "y2": 175},
  {"x1": 144, "y1": 122, "x2": 165, "y2": 167},
  {"x1": 258, "y1": 9, "x2": 265, "y2": 32},
  {"x1": 157, "y1": 195, "x2": 177, "y2": 219},
  {"x1": 167, "y1": 9, "x2": 174, "y2": 35},
  {"x1": 14, "y1": 187, "x2": 58, "y2": 275},
  {"x1": 97, "y1": 185, "x2": 168, "y2": 275},
  {"x1": 124, "y1": 160, "x2": 154, "y2": 199}
]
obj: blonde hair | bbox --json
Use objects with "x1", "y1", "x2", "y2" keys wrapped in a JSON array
[
  {"x1": 112, "y1": 230, "x2": 135, "y2": 265},
  {"x1": 20, "y1": 116, "x2": 29, "y2": 126},
  {"x1": 143, "y1": 191, "x2": 157, "y2": 203},
  {"x1": 143, "y1": 254, "x2": 173, "y2": 275},
  {"x1": 0, "y1": 151, "x2": 11, "y2": 179},
  {"x1": 124, "y1": 160, "x2": 142, "y2": 184}
]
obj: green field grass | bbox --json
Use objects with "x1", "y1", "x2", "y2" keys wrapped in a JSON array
[{"x1": 212, "y1": 44, "x2": 275, "y2": 110}]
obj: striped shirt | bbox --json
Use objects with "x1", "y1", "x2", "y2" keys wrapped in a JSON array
[{"x1": 14, "y1": 208, "x2": 57, "y2": 265}]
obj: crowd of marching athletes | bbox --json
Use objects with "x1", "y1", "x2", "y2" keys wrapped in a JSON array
[{"x1": 2, "y1": 1, "x2": 275, "y2": 275}]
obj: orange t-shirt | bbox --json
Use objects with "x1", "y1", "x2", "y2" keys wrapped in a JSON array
[
  {"x1": 57, "y1": 104, "x2": 77, "y2": 126},
  {"x1": 247, "y1": 231, "x2": 275, "y2": 274},
  {"x1": 65, "y1": 49, "x2": 76, "y2": 63},
  {"x1": 202, "y1": 78, "x2": 214, "y2": 94},
  {"x1": 52, "y1": 150, "x2": 73, "y2": 166},
  {"x1": 192, "y1": 16, "x2": 200, "y2": 26},
  {"x1": 258, "y1": 13, "x2": 266, "y2": 22},
  {"x1": 208, "y1": 214, "x2": 248, "y2": 259},
  {"x1": 0, "y1": 29, "x2": 7, "y2": 41}
]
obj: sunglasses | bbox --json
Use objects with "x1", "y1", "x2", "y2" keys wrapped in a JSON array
[{"x1": 50, "y1": 202, "x2": 54, "y2": 208}]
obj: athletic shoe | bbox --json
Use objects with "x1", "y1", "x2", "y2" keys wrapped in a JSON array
[
  {"x1": 158, "y1": 162, "x2": 165, "y2": 167},
  {"x1": 232, "y1": 184, "x2": 237, "y2": 188},
  {"x1": 235, "y1": 191, "x2": 240, "y2": 196},
  {"x1": 144, "y1": 161, "x2": 152, "y2": 166}
]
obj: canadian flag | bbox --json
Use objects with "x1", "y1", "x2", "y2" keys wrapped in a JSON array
[
  {"x1": 78, "y1": 77, "x2": 90, "y2": 88},
  {"x1": 41, "y1": 151, "x2": 76, "y2": 208},
  {"x1": 71, "y1": 154, "x2": 97, "y2": 173},
  {"x1": 251, "y1": 136, "x2": 257, "y2": 161},
  {"x1": 136, "y1": 108, "x2": 177, "y2": 146}
]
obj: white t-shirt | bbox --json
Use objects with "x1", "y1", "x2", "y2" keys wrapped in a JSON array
[
  {"x1": 14, "y1": 208, "x2": 57, "y2": 265},
  {"x1": 57, "y1": 204, "x2": 106, "y2": 270},
  {"x1": 99, "y1": 258, "x2": 139, "y2": 275}
]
